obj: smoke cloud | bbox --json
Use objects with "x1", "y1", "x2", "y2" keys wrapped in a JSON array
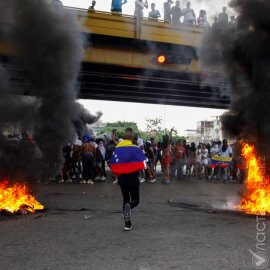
[
  {"x1": 200, "y1": 0, "x2": 270, "y2": 155},
  {"x1": 0, "y1": 0, "x2": 101, "y2": 183},
  {"x1": 73, "y1": 103, "x2": 102, "y2": 138}
]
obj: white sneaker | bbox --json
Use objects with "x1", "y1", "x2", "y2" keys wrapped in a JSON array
[
  {"x1": 66, "y1": 179, "x2": 72, "y2": 183},
  {"x1": 112, "y1": 179, "x2": 118, "y2": 184},
  {"x1": 101, "y1": 176, "x2": 106, "y2": 181},
  {"x1": 58, "y1": 179, "x2": 64, "y2": 183},
  {"x1": 87, "y1": 179, "x2": 94, "y2": 184},
  {"x1": 72, "y1": 175, "x2": 76, "y2": 179},
  {"x1": 95, "y1": 176, "x2": 101, "y2": 181},
  {"x1": 149, "y1": 178, "x2": 157, "y2": 183},
  {"x1": 80, "y1": 180, "x2": 86, "y2": 184},
  {"x1": 79, "y1": 174, "x2": 82, "y2": 179},
  {"x1": 140, "y1": 178, "x2": 146, "y2": 183}
]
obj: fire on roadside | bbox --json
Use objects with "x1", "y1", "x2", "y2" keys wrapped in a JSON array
[
  {"x1": 239, "y1": 143, "x2": 270, "y2": 215},
  {"x1": 0, "y1": 180, "x2": 44, "y2": 214}
]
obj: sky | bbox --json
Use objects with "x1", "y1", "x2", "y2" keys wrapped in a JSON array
[
  {"x1": 63, "y1": 0, "x2": 229, "y2": 135},
  {"x1": 79, "y1": 100, "x2": 225, "y2": 136}
]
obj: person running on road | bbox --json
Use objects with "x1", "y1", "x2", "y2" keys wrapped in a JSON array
[{"x1": 110, "y1": 128, "x2": 146, "y2": 231}]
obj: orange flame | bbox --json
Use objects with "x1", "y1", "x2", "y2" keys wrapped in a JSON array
[
  {"x1": 0, "y1": 180, "x2": 44, "y2": 214},
  {"x1": 239, "y1": 143, "x2": 270, "y2": 215}
]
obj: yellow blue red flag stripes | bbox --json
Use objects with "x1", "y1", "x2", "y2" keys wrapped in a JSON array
[
  {"x1": 110, "y1": 140, "x2": 146, "y2": 176},
  {"x1": 210, "y1": 155, "x2": 232, "y2": 168}
]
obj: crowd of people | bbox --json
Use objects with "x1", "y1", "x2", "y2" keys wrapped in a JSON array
[
  {"x1": 59, "y1": 129, "x2": 245, "y2": 185},
  {"x1": 4, "y1": 129, "x2": 245, "y2": 231},
  {"x1": 88, "y1": 0, "x2": 237, "y2": 29}
]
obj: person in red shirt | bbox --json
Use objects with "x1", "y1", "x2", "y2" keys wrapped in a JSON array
[
  {"x1": 161, "y1": 130, "x2": 173, "y2": 184},
  {"x1": 172, "y1": 139, "x2": 186, "y2": 180}
]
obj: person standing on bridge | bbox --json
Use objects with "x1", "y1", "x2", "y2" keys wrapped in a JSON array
[
  {"x1": 218, "y1": 6, "x2": 229, "y2": 30},
  {"x1": 164, "y1": 0, "x2": 173, "y2": 23},
  {"x1": 134, "y1": 0, "x2": 148, "y2": 18},
  {"x1": 148, "y1": 3, "x2": 161, "y2": 20},
  {"x1": 110, "y1": 128, "x2": 146, "y2": 231},
  {"x1": 111, "y1": 0, "x2": 127, "y2": 14},
  {"x1": 181, "y1": 1, "x2": 196, "y2": 26},
  {"x1": 171, "y1": 0, "x2": 181, "y2": 25},
  {"x1": 88, "y1": 0, "x2": 96, "y2": 11}
]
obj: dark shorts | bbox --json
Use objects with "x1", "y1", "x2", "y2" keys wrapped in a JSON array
[
  {"x1": 147, "y1": 159, "x2": 154, "y2": 170},
  {"x1": 118, "y1": 171, "x2": 140, "y2": 187}
]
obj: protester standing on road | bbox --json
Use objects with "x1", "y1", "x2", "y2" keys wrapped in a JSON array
[
  {"x1": 71, "y1": 136, "x2": 82, "y2": 179},
  {"x1": 81, "y1": 135, "x2": 96, "y2": 184},
  {"x1": 195, "y1": 144, "x2": 202, "y2": 178},
  {"x1": 110, "y1": 128, "x2": 146, "y2": 231},
  {"x1": 201, "y1": 143, "x2": 209, "y2": 178},
  {"x1": 187, "y1": 142, "x2": 196, "y2": 176},
  {"x1": 172, "y1": 139, "x2": 186, "y2": 180},
  {"x1": 145, "y1": 140, "x2": 156, "y2": 182},
  {"x1": 161, "y1": 130, "x2": 173, "y2": 184},
  {"x1": 95, "y1": 140, "x2": 106, "y2": 181},
  {"x1": 217, "y1": 139, "x2": 233, "y2": 182}
]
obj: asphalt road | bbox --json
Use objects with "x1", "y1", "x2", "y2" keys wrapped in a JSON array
[{"x1": 1, "y1": 176, "x2": 269, "y2": 270}]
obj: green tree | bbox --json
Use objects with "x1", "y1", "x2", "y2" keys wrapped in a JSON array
[
  {"x1": 98, "y1": 121, "x2": 139, "y2": 138},
  {"x1": 145, "y1": 117, "x2": 162, "y2": 136}
]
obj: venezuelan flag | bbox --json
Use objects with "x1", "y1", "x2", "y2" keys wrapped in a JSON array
[
  {"x1": 210, "y1": 155, "x2": 232, "y2": 169},
  {"x1": 110, "y1": 140, "x2": 146, "y2": 176}
]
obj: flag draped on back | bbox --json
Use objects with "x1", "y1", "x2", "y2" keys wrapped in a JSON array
[
  {"x1": 110, "y1": 140, "x2": 146, "y2": 176},
  {"x1": 210, "y1": 155, "x2": 232, "y2": 169}
]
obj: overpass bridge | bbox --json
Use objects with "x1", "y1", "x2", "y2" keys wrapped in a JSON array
[{"x1": 0, "y1": 7, "x2": 230, "y2": 109}]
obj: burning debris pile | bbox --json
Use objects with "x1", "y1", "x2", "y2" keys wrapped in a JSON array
[
  {"x1": 0, "y1": 180, "x2": 44, "y2": 215},
  {"x1": 239, "y1": 144, "x2": 270, "y2": 215},
  {"x1": 200, "y1": 0, "x2": 270, "y2": 215},
  {"x1": 0, "y1": 0, "x2": 102, "y2": 213}
]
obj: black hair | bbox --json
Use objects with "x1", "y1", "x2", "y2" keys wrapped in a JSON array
[
  {"x1": 162, "y1": 134, "x2": 169, "y2": 149},
  {"x1": 125, "y1": 127, "x2": 133, "y2": 133}
]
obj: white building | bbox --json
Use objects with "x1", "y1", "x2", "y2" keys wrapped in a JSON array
[
  {"x1": 196, "y1": 116, "x2": 223, "y2": 143},
  {"x1": 185, "y1": 129, "x2": 198, "y2": 143},
  {"x1": 211, "y1": 116, "x2": 223, "y2": 142}
]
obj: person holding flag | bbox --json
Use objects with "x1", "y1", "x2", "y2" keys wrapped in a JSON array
[
  {"x1": 210, "y1": 139, "x2": 233, "y2": 182},
  {"x1": 110, "y1": 128, "x2": 146, "y2": 231}
]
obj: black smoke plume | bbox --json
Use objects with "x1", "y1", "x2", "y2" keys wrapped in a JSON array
[
  {"x1": 200, "y1": 0, "x2": 270, "y2": 155},
  {"x1": 0, "y1": 0, "x2": 101, "y2": 183},
  {"x1": 73, "y1": 103, "x2": 102, "y2": 138}
]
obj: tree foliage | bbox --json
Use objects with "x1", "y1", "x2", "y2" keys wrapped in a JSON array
[{"x1": 98, "y1": 120, "x2": 185, "y2": 143}]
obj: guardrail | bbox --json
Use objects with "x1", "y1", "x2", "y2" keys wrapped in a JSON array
[{"x1": 66, "y1": 8, "x2": 203, "y2": 47}]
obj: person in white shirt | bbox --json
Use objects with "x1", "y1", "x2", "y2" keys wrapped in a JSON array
[
  {"x1": 181, "y1": 1, "x2": 196, "y2": 26},
  {"x1": 219, "y1": 140, "x2": 233, "y2": 157},
  {"x1": 201, "y1": 144, "x2": 208, "y2": 165},
  {"x1": 201, "y1": 143, "x2": 209, "y2": 178},
  {"x1": 210, "y1": 142, "x2": 220, "y2": 156},
  {"x1": 134, "y1": 0, "x2": 148, "y2": 18},
  {"x1": 217, "y1": 139, "x2": 233, "y2": 182},
  {"x1": 210, "y1": 141, "x2": 220, "y2": 179}
]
